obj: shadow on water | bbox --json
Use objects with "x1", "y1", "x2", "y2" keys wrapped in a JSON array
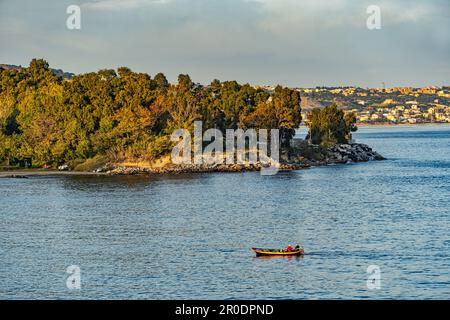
[
  {"x1": 58, "y1": 172, "x2": 217, "y2": 191},
  {"x1": 62, "y1": 169, "x2": 304, "y2": 187},
  {"x1": 253, "y1": 255, "x2": 304, "y2": 262}
]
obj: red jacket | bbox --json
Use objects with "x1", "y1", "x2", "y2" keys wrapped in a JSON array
[{"x1": 287, "y1": 245, "x2": 292, "y2": 252}]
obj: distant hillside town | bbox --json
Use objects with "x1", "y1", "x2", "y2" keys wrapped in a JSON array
[{"x1": 256, "y1": 85, "x2": 450, "y2": 125}]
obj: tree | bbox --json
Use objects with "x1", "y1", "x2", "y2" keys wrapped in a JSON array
[
  {"x1": 177, "y1": 74, "x2": 193, "y2": 91},
  {"x1": 154, "y1": 72, "x2": 169, "y2": 90},
  {"x1": 240, "y1": 86, "x2": 302, "y2": 147},
  {"x1": 305, "y1": 103, "x2": 357, "y2": 146},
  {"x1": 345, "y1": 111, "x2": 358, "y2": 141},
  {"x1": 0, "y1": 58, "x2": 308, "y2": 165},
  {"x1": 0, "y1": 92, "x2": 18, "y2": 135},
  {"x1": 28, "y1": 58, "x2": 59, "y2": 85}
]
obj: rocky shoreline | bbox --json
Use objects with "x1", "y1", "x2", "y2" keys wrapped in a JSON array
[
  {"x1": 105, "y1": 143, "x2": 385, "y2": 175},
  {"x1": 0, "y1": 143, "x2": 385, "y2": 177},
  {"x1": 323, "y1": 143, "x2": 385, "y2": 163}
]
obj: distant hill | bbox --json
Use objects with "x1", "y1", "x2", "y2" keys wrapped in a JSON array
[
  {"x1": 300, "y1": 96, "x2": 325, "y2": 110},
  {"x1": 0, "y1": 63, "x2": 74, "y2": 80}
]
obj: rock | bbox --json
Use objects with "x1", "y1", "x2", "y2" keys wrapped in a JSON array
[
  {"x1": 93, "y1": 164, "x2": 114, "y2": 173},
  {"x1": 280, "y1": 150, "x2": 290, "y2": 162},
  {"x1": 326, "y1": 143, "x2": 385, "y2": 164},
  {"x1": 107, "y1": 166, "x2": 140, "y2": 175},
  {"x1": 373, "y1": 152, "x2": 386, "y2": 160},
  {"x1": 58, "y1": 164, "x2": 70, "y2": 171},
  {"x1": 103, "y1": 142, "x2": 384, "y2": 175}
]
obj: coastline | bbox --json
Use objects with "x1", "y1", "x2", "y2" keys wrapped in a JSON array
[
  {"x1": 104, "y1": 143, "x2": 385, "y2": 175},
  {"x1": 356, "y1": 122, "x2": 450, "y2": 127},
  {"x1": 0, "y1": 170, "x2": 104, "y2": 178},
  {"x1": 0, "y1": 143, "x2": 385, "y2": 177}
]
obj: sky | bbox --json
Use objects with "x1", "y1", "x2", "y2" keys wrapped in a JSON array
[{"x1": 0, "y1": 0, "x2": 449, "y2": 87}]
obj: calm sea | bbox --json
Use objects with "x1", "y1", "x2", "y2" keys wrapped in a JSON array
[{"x1": 1, "y1": 125, "x2": 449, "y2": 299}]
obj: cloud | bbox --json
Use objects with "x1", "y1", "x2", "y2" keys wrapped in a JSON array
[
  {"x1": 82, "y1": 0, "x2": 171, "y2": 11},
  {"x1": 248, "y1": 0, "x2": 442, "y2": 34},
  {"x1": 1, "y1": 0, "x2": 448, "y2": 86}
]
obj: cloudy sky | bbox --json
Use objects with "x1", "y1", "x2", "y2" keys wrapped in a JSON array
[{"x1": 0, "y1": 0, "x2": 448, "y2": 87}]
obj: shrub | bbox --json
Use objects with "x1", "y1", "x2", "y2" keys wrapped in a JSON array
[{"x1": 74, "y1": 155, "x2": 109, "y2": 172}]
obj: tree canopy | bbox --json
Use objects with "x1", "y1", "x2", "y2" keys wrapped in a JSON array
[
  {"x1": 0, "y1": 59, "x2": 303, "y2": 166},
  {"x1": 305, "y1": 103, "x2": 358, "y2": 146}
]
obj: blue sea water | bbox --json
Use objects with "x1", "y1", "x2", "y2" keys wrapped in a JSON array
[{"x1": 1, "y1": 125, "x2": 449, "y2": 299}]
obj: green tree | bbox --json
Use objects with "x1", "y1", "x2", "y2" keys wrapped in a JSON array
[
  {"x1": 0, "y1": 58, "x2": 309, "y2": 165},
  {"x1": 305, "y1": 103, "x2": 357, "y2": 146},
  {"x1": 240, "y1": 86, "x2": 302, "y2": 147},
  {"x1": 154, "y1": 72, "x2": 169, "y2": 91},
  {"x1": 177, "y1": 74, "x2": 193, "y2": 91}
]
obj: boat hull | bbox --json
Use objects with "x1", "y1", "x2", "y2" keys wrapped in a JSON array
[{"x1": 252, "y1": 247, "x2": 304, "y2": 256}]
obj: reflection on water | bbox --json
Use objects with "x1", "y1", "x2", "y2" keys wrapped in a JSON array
[
  {"x1": 253, "y1": 256, "x2": 304, "y2": 262},
  {"x1": 1, "y1": 125, "x2": 450, "y2": 299}
]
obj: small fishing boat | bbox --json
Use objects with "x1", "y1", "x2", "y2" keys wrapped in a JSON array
[{"x1": 252, "y1": 247, "x2": 304, "y2": 257}]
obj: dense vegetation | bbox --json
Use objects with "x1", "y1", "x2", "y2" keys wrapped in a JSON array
[
  {"x1": 0, "y1": 59, "x2": 303, "y2": 167},
  {"x1": 305, "y1": 104, "x2": 357, "y2": 146}
]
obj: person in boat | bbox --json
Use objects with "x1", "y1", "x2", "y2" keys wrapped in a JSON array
[
  {"x1": 294, "y1": 244, "x2": 300, "y2": 251},
  {"x1": 286, "y1": 244, "x2": 292, "y2": 252}
]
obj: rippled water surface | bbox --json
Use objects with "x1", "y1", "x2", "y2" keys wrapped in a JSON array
[{"x1": 1, "y1": 125, "x2": 450, "y2": 299}]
